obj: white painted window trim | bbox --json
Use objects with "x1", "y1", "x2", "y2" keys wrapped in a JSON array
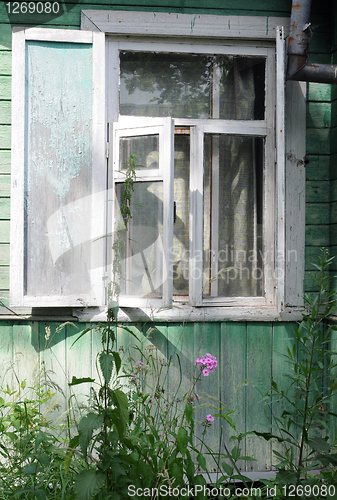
[{"x1": 77, "y1": 10, "x2": 305, "y2": 321}]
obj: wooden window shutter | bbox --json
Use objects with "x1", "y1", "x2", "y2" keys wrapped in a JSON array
[{"x1": 10, "y1": 28, "x2": 106, "y2": 307}]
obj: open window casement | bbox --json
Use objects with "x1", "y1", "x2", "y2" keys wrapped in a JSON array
[
  {"x1": 111, "y1": 118, "x2": 174, "y2": 308},
  {"x1": 10, "y1": 28, "x2": 106, "y2": 307}
]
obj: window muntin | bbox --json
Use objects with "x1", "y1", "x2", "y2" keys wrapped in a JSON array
[{"x1": 120, "y1": 52, "x2": 265, "y2": 120}]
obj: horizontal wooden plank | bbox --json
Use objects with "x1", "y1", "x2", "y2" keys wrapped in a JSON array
[
  {"x1": 306, "y1": 129, "x2": 330, "y2": 155},
  {"x1": 0, "y1": 198, "x2": 10, "y2": 220},
  {"x1": 307, "y1": 82, "x2": 331, "y2": 102},
  {"x1": 0, "y1": 243, "x2": 9, "y2": 265},
  {"x1": 0, "y1": 174, "x2": 10, "y2": 197},
  {"x1": 305, "y1": 155, "x2": 329, "y2": 181},
  {"x1": 0, "y1": 75, "x2": 11, "y2": 100},
  {"x1": 331, "y1": 128, "x2": 337, "y2": 155},
  {"x1": 81, "y1": 9, "x2": 290, "y2": 38},
  {"x1": 330, "y1": 201, "x2": 337, "y2": 225},
  {"x1": 305, "y1": 224, "x2": 329, "y2": 246},
  {"x1": 305, "y1": 246, "x2": 325, "y2": 271},
  {"x1": 331, "y1": 179, "x2": 337, "y2": 202},
  {"x1": 0, "y1": 51, "x2": 11, "y2": 75},
  {"x1": 306, "y1": 102, "x2": 331, "y2": 129},
  {"x1": 304, "y1": 270, "x2": 319, "y2": 292},
  {"x1": 306, "y1": 180, "x2": 330, "y2": 203},
  {"x1": 0, "y1": 266, "x2": 9, "y2": 289},
  {"x1": 0, "y1": 220, "x2": 9, "y2": 243},
  {"x1": 329, "y1": 224, "x2": 337, "y2": 246},
  {"x1": 0, "y1": 23, "x2": 11, "y2": 51},
  {"x1": 0, "y1": 151, "x2": 10, "y2": 173},
  {"x1": 305, "y1": 158, "x2": 330, "y2": 185},
  {"x1": 330, "y1": 155, "x2": 337, "y2": 181},
  {"x1": 0, "y1": 125, "x2": 10, "y2": 149},
  {"x1": 0, "y1": 101, "x2": 10, "y2": 125},
  {"x1": 329, "y1": 247, "x2": 337, "y2": 271},
  {"x1": 306, "y1": 202, "x2": 329, "y2": 225}
]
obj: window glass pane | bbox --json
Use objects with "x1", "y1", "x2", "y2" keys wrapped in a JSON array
[
  {"x1": 203, "y1": 135, "x2": 264, "y2": 298},
  {"x1": 119, "y1": 135, "x2": 159, "y2": 170},
  {"x1": 173, "y1": 133, "x2": 190, "y2": 296},
  {"x1": 116, "y1": 181, "x2": 164, "y2": 298},
  {"x1": 120, "y1": 52, "x2": 265, "y2": 120},
  {"x1": 120, "y1": 52, "x2": 211, "y2": 118},
  {"x1": 219, "y1": 57, "x2": 265, "y2": 120}
]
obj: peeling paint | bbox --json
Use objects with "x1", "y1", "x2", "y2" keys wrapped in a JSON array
[{"x1": 190, "y1": 15, "x2": 200, "y2": 34}]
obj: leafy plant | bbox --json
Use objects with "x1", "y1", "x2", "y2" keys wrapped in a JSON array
[
  {"x1": 255, "y1": 248, "x2": 337, "y2": 499},
  {"x1": 0, "y1": 365, "x2": 81, "y2": 499}
]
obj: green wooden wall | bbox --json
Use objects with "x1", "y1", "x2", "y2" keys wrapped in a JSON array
[
  {"x1": 0, "y1": 0, "x2": 336, "y2": 472},
  {"x1": 0, "y1": 318, "x2": 303, "y2": 472}
]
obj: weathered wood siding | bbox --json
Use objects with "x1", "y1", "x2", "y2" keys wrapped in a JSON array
[
  {"x1": 0, "y1": 318, "x2": 303, "y2": 472},
  {"x1": 0, "y1": 0, "x2": 336, "y2": 473}
]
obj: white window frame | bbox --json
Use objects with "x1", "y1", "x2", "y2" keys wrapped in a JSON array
[
  {"x1": 106, "y1": 32, "x2": 280, "y2": 311},
  {"x1": 10, "y1": 12, "x2": 306, "y2": 321}
]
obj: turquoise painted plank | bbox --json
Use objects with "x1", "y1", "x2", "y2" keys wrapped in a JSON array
[
  {"x1": 305, "y1": 246, "x2": 326, "y2": 271},
  {"x1": 306, "y1": 203, "x2": 329, "y2": 225},
  {"x1": 0, "y1": 220, "x2": 9, "y2": 242},
  {"x1": 0, "y1": 51, "x2": 11, "y2": 75},
  {"x1": 306, "y1": 102, "x2": 331, "y2": 129},
  {"x1": 0, "y1": 266, "x2": 9, "y2": 289},
  {"x1": 306, "y1": 129, "x2": 330, "y2": 155},
  {"x1": 0, "y1": 174, "x2": 10, "y2": 196},
  {"x1": 0, "y1": 151, "x2": 10, "y2": 174},
  {"x1": 13, "y1": 322, "x2": 39, "y2": 389},
  {"x1": 0, "y1": 101, "x2": 10, "y2": 125},
  {"x1": 0, "y1": 23, "x2": 11, "y2": 51},
  {"x1": 331, "y1": 179, "x2": 337, "y2": 202},
  {"x1": 39, "y1": 321, "x2": 68, "y2": 418},
  {"x1": 66, "y1": 322, "x2": 93, "y2": 409},
  {"x1": 272, "y1": 323, "x2": 299, "y2": 460},
  {"x1": 305, "y1": 155, "x2": 330, "y2": 181},
  {"x1": 307, "y1": 82, "x2": 331, "y2": 102},
  {"x1": 0, "y1": 321, "x2": 13, "y2": 388},
  {"x1": 0, "y1": 76, "x2": 10, "y2": 100},
  {"x1": 0, "y1": 198, "x2": 10, "y2": 220},
  {"x1": 0, "y1": 243, "x2": 9, "y2": 265},
  {"x1": 305, "y1": 224, "x2": 329, "y2": 246},
  {"x1": 220, "y1": 321, "x2": 248, "y2": 471},
  {"x1": 245, "y1": 322, "x2": 272, "y2": 471},
  {"x1": 0, "y1": 125, "x2": 10, "y2": 149}
]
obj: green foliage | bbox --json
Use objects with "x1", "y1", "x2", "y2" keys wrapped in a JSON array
[
  {"x1": 255, "y1": 248, "x2": 337, "y2": 499},
  {"x1": 0, "y1": 367, "x2": 82, "y2": 499}
]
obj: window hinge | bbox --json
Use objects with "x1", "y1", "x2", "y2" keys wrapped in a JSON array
[{"x1": 106, "y1": 142, "x2": 110, "y2": 158}]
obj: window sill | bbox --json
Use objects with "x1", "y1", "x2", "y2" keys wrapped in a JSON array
[{"x1": 73, "y1": 304, "x2": 305, "y2": 323}]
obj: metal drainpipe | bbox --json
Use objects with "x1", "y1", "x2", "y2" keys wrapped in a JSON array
[{"x1": 287, "y1": 0, "x2": 337, "y2": 83}]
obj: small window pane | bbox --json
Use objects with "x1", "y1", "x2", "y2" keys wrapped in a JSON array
[
  {"x1": 173, "y1": 133, "x2": 190, "y2": 296},
  {"x1": 120, "y1": 52, "x2": 265, "y2": 120},
  {"x1": 203, "y1": 135, "x2": 264, "y2": 298},
  {"x1": 119, "y1": 135, "x2": 159, "y2": 170},
  {"x1": 219, "y1": 57, "x2": 265, "y2": 120},
  {"x1": 116, "y1": 181, "x2": 164, "y2": 298}
]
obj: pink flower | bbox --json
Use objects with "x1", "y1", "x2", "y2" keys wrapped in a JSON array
[
  {"x1": 196, "y1": 353, "x2": 217, "y2": 375},
  {"x1": 195, "y1": 393, "x2": 200, "y2": 401},
  {"x1": 206, "y1": 414, "x2": 214, "y2": 422}
]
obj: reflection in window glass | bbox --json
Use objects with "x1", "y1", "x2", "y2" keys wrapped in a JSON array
[
  {"x1": 203, "y1": 135, "x2": 264, "y2": 297},
  {"x1": 116, "y1": 181, "x2": 164, "y2": 298},
  {"x1": 119, "y1": 135, "x2": 159, "y2": 170},
  {"x1": 120, "y1": 52, "x2": 265, "y2": 120},
  {"x1": 173, "y1": 134, "x2": 190, "y2": 296}
]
